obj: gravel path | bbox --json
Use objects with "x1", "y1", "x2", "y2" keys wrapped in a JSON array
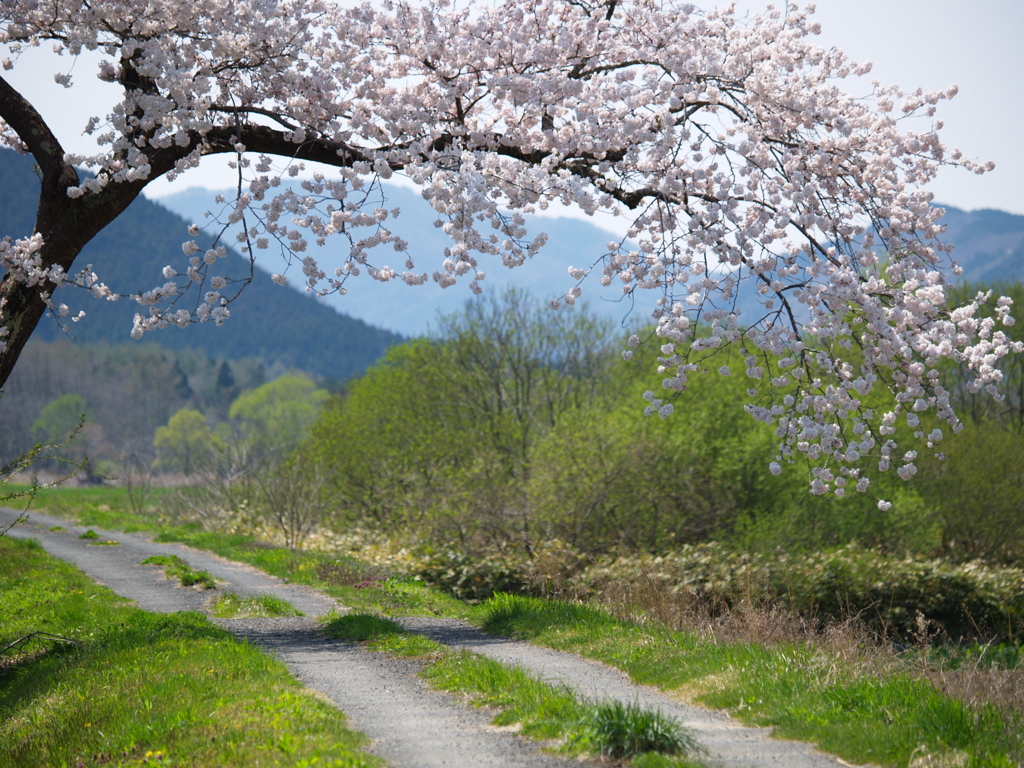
[{"x1": 3, "y1": 507, "x2": 867, "y2": 768}]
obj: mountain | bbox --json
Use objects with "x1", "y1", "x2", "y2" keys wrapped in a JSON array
[
  {"x1": 157, "y1": 188, "x2": 1024, "y2": 338},
  {"x1": 0, "y1": 150, "x2": 402, "y2": 382},
  {"x1": 934, "y1": 205, "x2": 1024, "y2": 285},
  {"x1": 4, "y1": 144, "x2": 1022, "y2": 370}
]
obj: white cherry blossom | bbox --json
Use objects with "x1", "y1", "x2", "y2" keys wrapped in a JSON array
[{"x1": 0, "y1": 0, "x2": 1019, "y2": 493}]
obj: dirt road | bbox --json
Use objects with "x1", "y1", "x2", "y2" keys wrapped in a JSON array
[{"x1": 1, "y1": 507, "x2": 865, "y2": 768}]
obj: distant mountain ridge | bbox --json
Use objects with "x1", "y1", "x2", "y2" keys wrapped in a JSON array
[
  {"x1": 0, "y1": 149, "x2": 402, "y2": 382},
  {"x1": 156, "y1": 185, "x2": 1024, "y2": 338},
  {"x1": 153, "y1": 183, "x2": 644, "y2": 337},
  {"x1": 2, "y1": 146, "x2": 1022, "y2": 375},
  {"x1": 933, "y1": 205, "x2": 1024, "y2": 285}
]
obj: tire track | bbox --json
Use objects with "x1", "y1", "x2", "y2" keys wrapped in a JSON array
[{"x1": 3, "y1": 507, "x2": 869, "y2": 768}]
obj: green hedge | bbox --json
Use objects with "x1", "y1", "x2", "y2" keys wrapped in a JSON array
[{"x1": 411, "y1": 542, "x2": 1024, "y2": 643}]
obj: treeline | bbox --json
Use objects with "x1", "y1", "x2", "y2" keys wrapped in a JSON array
[
  {"x1": 295, "y1": 285, "x2": 1024, "y2": 567},
  {"x1": 0, "y1": 340, "x2": 276, "y2": 470}
]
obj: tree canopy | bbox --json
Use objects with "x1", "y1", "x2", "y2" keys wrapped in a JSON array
[{"x1": 1, "y1": 0, "x2": 1020, "y2": 498}]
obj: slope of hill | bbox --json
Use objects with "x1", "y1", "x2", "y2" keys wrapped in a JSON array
[
  {"x1": 935, "y1": 205, "x2": 1024, "y2": 285},
  {"x1": 0, "y1": 150, "x2": 402, "y2": 382}
]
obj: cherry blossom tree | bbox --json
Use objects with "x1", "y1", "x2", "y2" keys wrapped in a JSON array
[{"x1": 0, "y1": 0, "x2": 1019, "y2": 500}]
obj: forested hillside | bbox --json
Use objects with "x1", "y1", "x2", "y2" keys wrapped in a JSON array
[{"x1": 0, "y1": 149, "x2": 402, "y2": 381}]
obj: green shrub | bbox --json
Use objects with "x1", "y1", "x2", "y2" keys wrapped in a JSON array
[
  {"x1": 407, "y1": 542, "x2": 1024, "y2": 643},
  {"x1": 586, "y1": 701, "x2": 698, "y2": 759}
]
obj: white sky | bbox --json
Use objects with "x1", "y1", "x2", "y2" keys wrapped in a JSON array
[{"x1": 4, "y1": 0, "x2": 1022, "y2": 216}]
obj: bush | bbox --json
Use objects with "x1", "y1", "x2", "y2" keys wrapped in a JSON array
[
  {"x1": 404, "y1": 542, "x2": 1024, "y2": 643},
  {"x1": 562, "y1": 544, "x2": 1024, "y2": 643}
]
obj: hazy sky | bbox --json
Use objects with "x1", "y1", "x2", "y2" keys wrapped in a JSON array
[{"x1": 5, "y1": 1, "x2": 1022, "y2": 216}]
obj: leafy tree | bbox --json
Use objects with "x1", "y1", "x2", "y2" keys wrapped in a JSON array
[
  {"x1": 2, "y1": 392, "x2": 88, "y2": 533},
  {"x1": 30, "y1": 393, "x2": 101, "y2": 472},
  {"x1": 527, "y1": 344, "x2": 793, "y2": 553},
  {"x1": 1, "y1": 0, "x2": 1016, "y2": 492},
  {"x1": 31, "y1": 394, "x2": 90, "y2": 447},
  {"x1": 153, "y1": 408, "x2": 222, "y2": 476},
  {"x1": 309, "y1": 291, "x2": 614, "y2": 546},
  {"x1": 228, "y1": 374, "x2": 330, "y2": 464}
]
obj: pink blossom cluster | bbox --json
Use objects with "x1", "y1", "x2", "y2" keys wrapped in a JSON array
[{"x1": 1, "y1": 0, "x2": 1019, "y2": 497}]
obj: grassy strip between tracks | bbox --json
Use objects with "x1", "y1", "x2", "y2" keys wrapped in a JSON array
[
  {"x1": 0, "y1": 536, "x2": 380, "y2": 768},
  {"x1": 10, "y1": 487, "x2": 1024, "y2": 766},
  {"x1": 323, "y1": 613, "x2": 706, "y2": 768}
]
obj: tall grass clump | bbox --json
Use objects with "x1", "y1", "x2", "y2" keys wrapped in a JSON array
[{"x1": 587, "y1": 700, "x2": 699, "y2": 759}]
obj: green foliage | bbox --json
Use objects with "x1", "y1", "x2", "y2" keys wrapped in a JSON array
[
  {"x1": 404, "y1": 542, "x2": 1024, "y2": 643},
  {"x1": 308, "y1": 288, "x2": 961, "y2": 560},
  {"x1": 31, "y1": 394, "x2": 90, "y2": 447},
  {"x1": 527, "y1": 347, "x2": 794, "y2": 552},
  {"x1": 309, "y1": 289, "x2": 615, "y2": 548},
  {"x1": 229, "y1": 373, "x2": 330, "y2": 462},
  {"x1": 153, "y1": 407, "x2": 223, "y2": 474},
  {"x1": 913, "y1": 422, "x2": 1024, "y2": 564},
  {"x1": 586, "y1": 700, "x2": 698, "y2": 759}
]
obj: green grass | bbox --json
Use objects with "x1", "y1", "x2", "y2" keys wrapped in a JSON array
[
  {"x1": 153, "y1": 528, "x2": 471, "y2": 619},
  {"x1": 479, "y1": 593, "x2": 1023, "y2": 768},
  {"x1": 0, "y1": 536, "x2": 381, "y2": 768},
  {"x1": 211, "y1": 592, "x2": 304, "y2": 619},
  {"x1": 140, "y1": 554, "x2": 218, "y2": 590},
  {"x1": 322, "y1": 614, "x2": 704, "y2": 766},
  {"x1": 25, "y1": 485, "x2": 1024, "y2": 766},
  {"x1": 12, "y1": 483, "x2": 173, "y2": 534}
]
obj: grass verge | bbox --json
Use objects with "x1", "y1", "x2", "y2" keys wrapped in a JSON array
[
  {"x1": 322, "y1": 614, "x2": 704, "y2": 767},
  {"x1": 18, "y1": 486, "x2": 1024, "y2": 766},
  {"x1": 0, "y1": 536, "x2": 381, "y2": 768},
  {"x1": 153, "y1": 528, "x2": 471, "y2": 619},
  {"x1": 480, "y1": 593, "x2": 1023, "y2": 768}
]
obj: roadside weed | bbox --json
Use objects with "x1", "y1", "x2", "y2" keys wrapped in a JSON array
[
  {"x1": 210, "y1": 592, "x2": 303, "y2": 618},
  {"x1": 587, "y1": 700, "x2": 699, "y2": 758},
  {"x1": 140, "y1": 553, "x2": 217, "y2": 590}
]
